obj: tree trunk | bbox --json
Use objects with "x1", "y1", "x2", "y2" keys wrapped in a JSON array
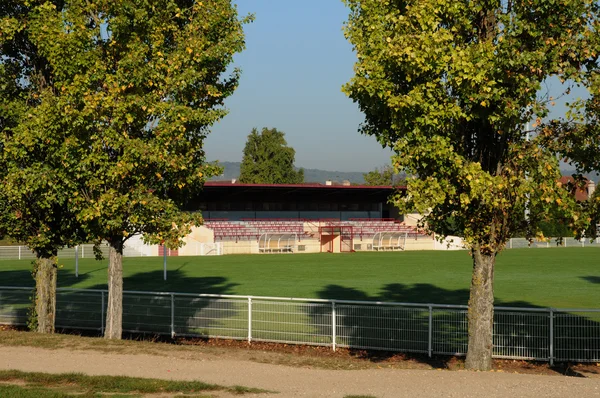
[
  {"x1": 35, "y1": 257, "x2": 57, "y2": 334},
  {"x1": 104, "y1": 241, "x2": 124, "y2": 339},
  {"x1": 465, "y1": 247, "x2": 496, "y2": 371}
]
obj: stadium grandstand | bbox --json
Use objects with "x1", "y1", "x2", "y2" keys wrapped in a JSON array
[
  {"x1": 170, "y1": 181, "x2": 433, "y2": 255},
  {"x1": 120, "y1": 175, "x2": 596, "y2": 256}
]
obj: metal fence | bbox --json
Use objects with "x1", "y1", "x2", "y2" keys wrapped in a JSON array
[
  {"x1": 508, "y1": 237, "x2": 600, "y2": 249},
  {"x1": 0, "y1": 243, "x2": 117, "y2": 261},
  {"x1": 0, "y1": 241, "x2": 225, "y2": 260},
  {"x1": 1, "y1": 286, "x2": 599, "y2": 364}
]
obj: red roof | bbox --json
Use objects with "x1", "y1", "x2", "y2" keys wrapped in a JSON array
[{"x1": 559, "y1": 176, "x2": 591, "y2": 202}]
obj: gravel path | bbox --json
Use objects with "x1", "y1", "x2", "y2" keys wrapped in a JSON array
[{"x1": 1, "y1": 346, "x2": 600, "y2": 397}]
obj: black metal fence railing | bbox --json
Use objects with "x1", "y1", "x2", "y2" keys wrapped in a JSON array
[{"x1": 1, "y1": 286, "x2": 599, "y2": 365}]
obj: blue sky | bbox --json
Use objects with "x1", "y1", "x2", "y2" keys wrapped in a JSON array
[
  {"x1": 205, "y1": 0, "x2": 392, "y2": 172},
  {"x1": 205, "y1": 1, "x2": 590, "y2": 173}
]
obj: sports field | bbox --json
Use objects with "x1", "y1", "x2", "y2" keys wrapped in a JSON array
[{"x1": 1, "y1": 248, "x2": 599, "y2": 308}]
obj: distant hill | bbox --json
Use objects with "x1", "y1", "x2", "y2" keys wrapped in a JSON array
[
  {"x1": 210, "y1": 161, "x2": 367, "y2": 184},
  {"x1": 209, "y1": 162, "x2": 599, "y2": 185}
]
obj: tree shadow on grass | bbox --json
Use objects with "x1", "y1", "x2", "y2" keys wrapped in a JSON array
[
  {"x1": 0, "y1": 269, "x2": 92, "y2": 327},
  {"x1": 308, "y1": 283, "x2": 600, "y2": 372},
  {"x1": 580, "y1": 276, "x2": 600, "y2": 284},
  {"x1": 55, "y1": 269, "x2": 243, "y2": 340},
  {"x1": 1, "y1": 268, "x2": 93, "y2": 289}
]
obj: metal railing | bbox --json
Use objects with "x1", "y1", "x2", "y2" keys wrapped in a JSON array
[
  {"x1": 0, "y1": 241, "x2": 224, "y2": 260},
  {"x1": 508, "y1": 237, "x2": 600, "y2": 249},
  {"x1": 1, "y1": 286, "x2": 599, "y2": 364}
]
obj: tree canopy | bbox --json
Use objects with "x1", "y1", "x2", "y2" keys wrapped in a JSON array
[
  {"x1": 343, "y1": 0, "x2": 599, "y2": 370},
  {"x1": 0, "y1": 0, "x2": 90, "y2": 333},
  {"x1": 239, "y1": 127, "x2": 304, "y2": 184},
  {"x1": 363, "y1": 165, "x2": 405, "y2": 186},
  {"x1": 1, "y1": 0, "x2": 250, "y2": 339}
]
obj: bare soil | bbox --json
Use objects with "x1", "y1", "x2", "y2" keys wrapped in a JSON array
[{"x1": 1, "y1": 328, "x2": 600, "y2": 397}]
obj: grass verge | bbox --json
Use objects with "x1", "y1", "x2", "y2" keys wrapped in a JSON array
[{"x1": 0, "y1": 369, "x2": 269, "y2": 397}]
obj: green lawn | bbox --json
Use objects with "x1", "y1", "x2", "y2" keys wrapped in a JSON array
[{"x1": 1, "y1": 248, "x2": 599, "y2": 308}]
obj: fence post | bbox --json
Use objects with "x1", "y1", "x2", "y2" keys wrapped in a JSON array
[
  {"x1": 163, "y1": 245, "x2": 167, "y2": 281},
  {"x1": 170, "y1": 293, "x2": 175, "y2": 338},
  {"x1": 549, "y1": 308, "x2": 554, "y2": 366},
  {"x1": 509, "y1": 238, "x2": 512, "y2": 249},
  {"x1": 332, "y1": 301, "x2": 337, "y2": 352},
  {"x1": 428, "y1": 305, "x2": 433, "y2": 358},
  {"x1": 18, "y1": 246, "x2": 21, "y2": 260},
  {"x1": 248, "y1": 297, "x2": 252, "y2": 343},
  {"x1": 100, "y1": 291, "x2": 105, "y2": 335}
]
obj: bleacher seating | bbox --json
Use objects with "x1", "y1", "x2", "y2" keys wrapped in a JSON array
[
  {"x1": 204, "y1": 219, "x2": 309, "y2": 242},
  {"x1": 204, "y1": 220, "x2": 260, "y2": 241},
  {"x1": 203, "y1": 218, "x2": 426, "y2": 242},
  {"x1": 344, "y1": 219, "x2": 426, "y2": 240}
]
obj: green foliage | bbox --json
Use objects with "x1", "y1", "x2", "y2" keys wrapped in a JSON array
[
  {"x1": 538, "y1": 220, "x2": 574, "y2": 239},
  {"x1": 0, "y1": 1, "x2": 86, "y2": 259},
  {"x1": 239, "y1": 127, "x2": 304, "y2": 184},
  {"x1": 1, "y1": 0, "x2": 250, "y2": 251},
  {"x1": 343, "y1": 0, "x2": 600, "y2": 369},
  {"x1": 363, "y1": 165, "x2": 405, "y2": 186},
  {"x1": 343, "y1": 0, "x2": 599, "y2": 254},
  {"x1": 541, "y1": 71, "x2": 600, "y2": 239}
]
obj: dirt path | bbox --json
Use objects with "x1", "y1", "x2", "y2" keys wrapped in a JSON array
[{"x1": 1, "y1": 346, "x2": 600, "y2": 397}]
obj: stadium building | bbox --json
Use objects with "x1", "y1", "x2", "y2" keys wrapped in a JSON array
[
  {"x1": 128, "y1": 175, "x2": 597, "y2": 257},
  {"x1": 150, "y1": 181, "x2": 435, "y2": 256}
]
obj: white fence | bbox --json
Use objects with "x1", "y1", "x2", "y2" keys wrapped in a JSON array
[
  {"x1": 508, "y1": 237, "x2": 600, "y2": 249},
  {"x1": 1, "y1": 286, "x2": 599, "y2": 364},
  {"x1": 0, "y1": 241, "x2": 224, "y2": 260}
]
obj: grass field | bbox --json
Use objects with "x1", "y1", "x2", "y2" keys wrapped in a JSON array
[{"x1": 1, "y1": 248, "x2": 599, "y2": 308}]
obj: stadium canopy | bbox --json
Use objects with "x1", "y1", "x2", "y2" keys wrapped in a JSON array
[{"x1": 193, "y1": 182, "x2": 404, "y2": 204}]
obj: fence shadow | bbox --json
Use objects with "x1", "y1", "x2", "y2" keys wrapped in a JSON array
[
  {"x1": 308, "y1": 283, "x2": 600, "y2": 369},
  {"x1": 310, "y1": 284, "x2": 472, "y2": 367}
]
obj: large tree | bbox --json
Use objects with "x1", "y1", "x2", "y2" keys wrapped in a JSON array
[
  {"x1": 239, "y1": 127, "x2": 304, "y2": 184},
  {"x1": 2, "y1": 0, "x2": 250, "y2": 339},
  {"x1": 343, "y1": 0, "x2": 599, "y2": 370},
  {"x1": 0, "y1": 0, "x2": 87, "y2": 333}
]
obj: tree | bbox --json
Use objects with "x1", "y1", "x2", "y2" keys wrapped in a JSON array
[
  {"x1": 363, "y1": 165, "x2": 405, "y2": 186},
  {"x1": 541, "y1": 71, "x2": 600, "y2": 239},
  {"x1": 1, "y1": 0, "x2": 250, "y2": 339},
  {"x1": 239, "y1": 127, "x2": 304, "y2": 184},
  {"x1": 0, "y1": 0, "x2": 87, "y2": 333},
  {"x1": 343, "y1": 0, "x2": 599, "y2": 370}
]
